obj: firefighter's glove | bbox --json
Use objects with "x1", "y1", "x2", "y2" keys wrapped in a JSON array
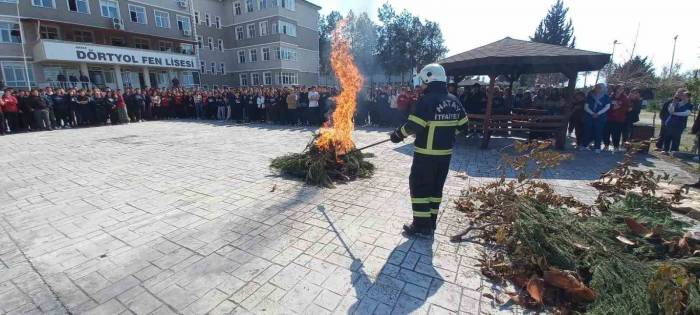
[{"x1": 390, "y1": 130, "x2": 404, "y2": 143}]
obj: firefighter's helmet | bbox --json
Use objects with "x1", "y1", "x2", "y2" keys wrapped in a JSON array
[{"x1": 417, "y1": 63, "x2": 447, "y2": 84}]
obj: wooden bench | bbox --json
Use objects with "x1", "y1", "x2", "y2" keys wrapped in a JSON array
[{"x1": 466, "y1": 114, "x2": 569, "y2": 149}]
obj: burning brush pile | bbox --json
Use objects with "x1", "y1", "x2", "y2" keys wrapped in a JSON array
[
  {"x1": 452, "y1": 141, "x2": 700, "y2": 314},
  {"x1": 270, "y1": 21, "x2": 374, "y2": 188}
]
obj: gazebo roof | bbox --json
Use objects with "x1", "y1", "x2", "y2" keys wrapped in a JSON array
[{"x1": 440, "y1": 37, "x2": 610, "y2": 76}]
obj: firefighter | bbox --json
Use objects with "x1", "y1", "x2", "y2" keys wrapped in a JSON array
[{"x1": 390, "y1": 63, "x2": 467, "y2": 236}]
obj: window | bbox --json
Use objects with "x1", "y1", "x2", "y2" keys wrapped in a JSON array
[
  {"x1": 263, "y1": 72, "x2": 272, "y2": 85},
  {"x1": 278, "y1": 21, "x2": 296, "y2": 37},
  {"x1": 210, "y1": 62, "x2": 216, "y2": 74},
  {"x1": 245, "y1": 0, "x2": 254, "y2": 12},
  {"x1": 180, "y1": 43, "x2": 194, "y2": 55},
  {"x1": 234, "y1": 2, "x2": 242, "y2": 15},
  {"x1": 240, "y1": 73, "x2": 248, "y2": 86},
  {"x1": 219, "y1": 63, "x2": 225, "y2": 75},
  {"x1": 99, "y1": 0, "x2": 119, "y2": 19},
  {"x1": 32, "y1": 0, "x2": 54, "y2": 8},
  {"x1": 272, "y1": 47, "x2": 280, "y2": 60},
  {"x1": 194, "y1": 11, "x2": 200, "y2": 24},
  {"x1": 0, "y1": 22, "x2": 21, "y2": 43},
  {"x1": 251, "y1": 73, "x2": 260, "y2": 85},
  {"x1": 207, "y1": 37, "x2": 213, "y2": 50},
  {"x1": 281, "y1": 0, "x2": 295, "y2": 11},
  {"x1": 158, "y1": 41, "x2": 173, "y2": 52},
  {"x1": 133, "y1": 38, "x2": 150, "y2": 49},
  {"x1": 279, "y1": 72, "x2": 298, "y2": 85},
  {"x1": 259, "y1": 21, "x2": 268, "y2": 36},
  {"x1": 258, "y1": 0, "x2": 267, "y2": 9},
  {"x1": 196, "y1": 36, "x2": 203, "y2": 49},
  {"x1": 154, "y1": 10, "x2": 170, "y2": 28},
  {"x1": 246, "y1": 24, "x2": 255, "y2": 38},
  {"x1": 215, "y1": 16, "x2": 221, "y2": 29},
  {"x1": 182, "y1": 71, "x2": 196, "y2": 86},
  {"x1": 217, "y1": 39, "x2": 224, "y2": 51},
  {"x1": 262, "y1": 47, "x2": 270, "y2": 61},
  {"x1": 238, "y1": 51, "x2": 246, "y2": 64},
  {"x1": 235, "y1": 26, "x2": 244, "y2": 40},
  {"x1": 176, "y1": 15, "x2": 191, "y2": 33},
  {"x1": 67, "y1": 0, "x2": 89, "y2": 13},
  {"x1": 270, "y1": 0, "x2": 279, "y2": 7},
  {"x1": 1, "y1": 62, "x2": 35, "y2": 88},
  {"x1": 73, "y1": 30, "x2": 93, "y2": 43},
  {"x1": 39, "y1": 25, "x2": 59, "y2": 40},
  {"x1": 280, "y1": 47, "x2": 297, "y2": 60},
  {"x1": 111, "y1": 37, "x2": 126, "y2": 46},
  {"x1": 200, "y1": 60, "x2": 205, "y2": 73},
  {"x1": 128, "y1": 5, "x2": 146, "y2": 24},
  {"x1": 204, "y1": 13, "x2": 210, "y2": 26},
  {"x1": 249, "y1": 49, "x2": 257, "y2": 63}
]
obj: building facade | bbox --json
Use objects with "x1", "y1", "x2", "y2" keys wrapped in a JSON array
[{"x1": 0, "y1": 0, "x2": 319, "y2": 91}]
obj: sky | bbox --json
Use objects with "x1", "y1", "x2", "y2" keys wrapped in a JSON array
[{"x1": 316, "y1": 0, "x2": 700, "y2": 79}]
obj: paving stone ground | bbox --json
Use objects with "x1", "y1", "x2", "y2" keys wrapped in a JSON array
[{"x1": 0, "y1": 121, "x2": 695, "y2": 315}]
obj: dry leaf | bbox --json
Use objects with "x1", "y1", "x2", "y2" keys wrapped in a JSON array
[
  {"x1": 624, "y1": 217, "x2": 649, "y2": 235},
  {"x1": 526, "y1": 277, "x2": 545, "y2": 303},
  {"x1": 616, "y1": 235, "x2": 636, "y2": 246},
  {"x1": 510, "y1": 275, "x2": 529, "y2": 288},
  {"x1": 573, "y1": 243, "x2": 591, "y2": 251},
  {"x1": 543, "y1": 268, "x2": 581, "y2": 290},
  {"x1": 270, "y1": 184, "x2": 277, "y2": 192},
  {"x1": 644, "y1": 225, "x2": 663, "y2": 239},
  {"x1": 568, "y1": 286, "x2": 597, "y2": 303}
]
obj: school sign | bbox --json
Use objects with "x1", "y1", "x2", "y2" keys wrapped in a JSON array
[{"x1": 33, "y1": 40, "x2": 198, "y2": 70}]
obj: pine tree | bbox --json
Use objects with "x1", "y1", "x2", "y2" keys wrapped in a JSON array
[{"x1": 531, "y1": 0, "x2": 576, "y2": 48}]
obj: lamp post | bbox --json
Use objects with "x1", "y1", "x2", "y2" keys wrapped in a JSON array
[
  {"x1": 595, "y1": 40, "x2": 620, "y2": 85},
  {"x1": 668, "y1": 35, "x2": 679, "y2": 79}
]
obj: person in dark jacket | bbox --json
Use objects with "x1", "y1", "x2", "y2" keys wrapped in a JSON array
[
  {"x1": 661, "y1": 90, "x2": 694, "y2": 154},
  {"x1": 93, "y1": 90, "x2": 114, "y2": 125},
  {"x1": 132, "y1": 88, "x2": 146, "y2": 122},
  {"x1": 27, "y1": 89, "x2": 52, "y2": 130},
  {"x1": 623, "y1": 88, "x2": 642, "y2": 142},
  {"x1": 18, "y1": 90, "x2": 32, "y2": 130},
  {"x1": 390, "y1": 64, "x2": 468, "y2": 236},
  {"x1": 655, "y1": 89, "x2": 683, "y2": 150},
  {"x1": 76, "y1": 89, "x2": 92, "y2": 125},
  {"x1": 52, "y1": 89, "x2": 70, "y2": 128}
]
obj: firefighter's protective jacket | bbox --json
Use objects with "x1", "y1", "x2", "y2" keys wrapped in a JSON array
[{"x1": 397, "y1": 82, "x2": 467, "y2": 156}]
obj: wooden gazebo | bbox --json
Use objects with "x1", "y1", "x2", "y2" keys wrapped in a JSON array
[{"x1": 439, "y1": 37, "x2": 610, "y2": 149}]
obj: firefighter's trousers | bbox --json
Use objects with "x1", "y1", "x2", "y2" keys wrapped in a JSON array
[{"x1": 409, "y1": 153, "x2": 452, "y2": 229}]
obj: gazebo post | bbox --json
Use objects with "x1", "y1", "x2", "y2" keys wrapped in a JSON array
[{"x1": 481, "y1": 74, "x2": 496, "y2": 149}]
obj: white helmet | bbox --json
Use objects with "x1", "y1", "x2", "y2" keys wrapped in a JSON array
[{"x1": 417, "y1": 63, "x2": 447, "y2": 84}]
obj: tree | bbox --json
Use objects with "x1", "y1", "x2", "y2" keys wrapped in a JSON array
[
  {"x1": 376, "y1": 3, "x2": 448, "y2": 83},
  {"x1": 530, "y1": 0, "x2": 576, "y2": 48},
  {"x1": 527, "y1": 0, "x2": 576, "y2": 86},
  {"x1": 607, "y1": 56, "x2": 657, "y2": 87},
  {"x1": 348, "y1": 12, "x2": 380, "y2": 78},
  {"x1": 319, "y1": 11, "x2": 342, "y2": 84}
]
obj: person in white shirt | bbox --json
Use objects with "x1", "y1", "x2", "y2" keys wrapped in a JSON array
[
  {"x1": 308, "y1": 86, "x2": 321, "y2": 125},
  {"x1": 256, "y1": 92, "x2": 265, "y2": 123}
]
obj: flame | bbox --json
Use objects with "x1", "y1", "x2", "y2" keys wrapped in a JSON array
[{"x1": 315, "y1": 20, "x2": 364, "y2": 156}]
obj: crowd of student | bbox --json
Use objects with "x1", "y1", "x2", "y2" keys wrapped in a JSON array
[
  {"x1": 0, "y1": 84, "x2": 697, "y2": 160},
  {"x1": 0, "y1": 86, "x2": 342, "y2": 133}
]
